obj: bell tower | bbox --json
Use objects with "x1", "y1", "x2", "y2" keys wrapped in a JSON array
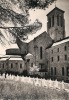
[{"x1": 47, "y1": 7, "x2": 65, "y2": 42}]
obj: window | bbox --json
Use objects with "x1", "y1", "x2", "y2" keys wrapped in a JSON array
[
  {"x1": 57, "y1": 48, "x2": 59, "y2": 52},
  {"x1": 54, "y1": 67, "x2": 56, "y2": 75},
  {"x1": 49, "y1": 17, "x2": 51, "y2": 28},
  {"x1": 20, "y1": 64, "x2": 22, "y2": 68},
  {"x1": 52, "y1": 50, "x2": 53, "y2": 54},
  {"x1": 47, "y1": 61, "x2": 48, "y2": 65},
  {"x1": 15, "y1": 63, "x2": 18, "y2": 67},
  {"x1": 62, "y1": 67, "x2": 64, "y2": 76},
  {"x1": 60, "y1": 16, "x2": 63, "y2": 27},
  {"x1": 57, "y1": 15, "x2": 59, "y2": 26},
  {"x1": 52, "y1": 15, "x2": 54, "y2": 27},
  {"x1": 3, "y1": 63, "x2": 4, "y2": 68},
  {"x1": 25, "y1": 51, "x2": 27, "y2": 54},
  {"x1": 64, "y1": 46, "x2": 67, "y2": 51},
  {"x1": 65, "y1": 55, "x2": 67, "y2": 60},
  {"x1": 51, "y1": 67, "x2": 53, "y2": 75},
  {"x1": 27, "y1": 59, "x2": 30, "y2": 62},
  {"x1": 40, "y1": 47, "x2": 43, "y2": 59},
  {"x1": 31, "y1": 63, "x2": 33, "y2": 67},
  {"x1": 66, "y1": 67, "x2": 69, "y2": 76},
  {"x1": 6, "y1": 63, "x2": 8, "y2": 66},
  {"x1": 57, "y1": 56, "x2": 60, "y2": 61},
  {"x1": 51, "y1": 57, "x2": 53, "y2": 62},
  {"x1": 11, "y1": 63, "x2": 13, "y2": 68},
  {"x1": 39, "y1": 63, "x2": 43, "y2": 70}
]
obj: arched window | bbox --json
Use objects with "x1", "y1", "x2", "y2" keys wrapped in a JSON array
[
  {"x1": 40, "y1": 47, "x2": 43, "y2": 59},
  {"x1": 57, "y1": 48, "x2": 59, "y2": 52},
  {"x1": 49, "y1": 17, "x2": 51, "y2": 28},
  {"x1": 54, "y1": 67, "x2": 56, "y2": 75},
  {"x1": 62, "y1": 67, "x2": 64, "y2": 76},
  {"x1": 64, "y1": 46, "x2": 67, "y2": 51},
  {"x1": 51, "y1": 67, "x2": 53, "y2": 75},
  {"x1": 60, "y1": 16, "x2": 63, "y2": 27},
  {"x1": 66, "y1": 67, "x2": 69, "y2": 76},
  {"x1": 52, "y1": 15, "x2": 54, "y2": 26},
  {"x1": 51, "y1": 57, "x2": 53, "y2": 62},
  {"x1": 51, "y1": 50, "x2": 53, "y2": 54},
  {"x1": 3, "y1": 63, "x2": 4, "y2": 68},
  {"x1": 57, "y1": 14, "x2": 59, "y2": 26},
  {"x1": 57, "y1": 56, "x2": 60, "y2": 61}
]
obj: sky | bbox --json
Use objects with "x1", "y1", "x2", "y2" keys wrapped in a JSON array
[{"x1": 29, "y1": 0, "x2": 69, "y2": 37}]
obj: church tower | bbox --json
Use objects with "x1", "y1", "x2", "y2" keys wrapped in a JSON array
[{"x1": 47, "y1": 7, "x2": 65, "y2": 42}]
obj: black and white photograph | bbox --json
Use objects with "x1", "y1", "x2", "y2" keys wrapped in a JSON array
[{"x1": 0, "y1": 0, "x2": 69, "y2": 100}]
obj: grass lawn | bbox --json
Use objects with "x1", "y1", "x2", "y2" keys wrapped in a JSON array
[{"x1": 0, "y1": 80, "x2": 69, "y2": 100}]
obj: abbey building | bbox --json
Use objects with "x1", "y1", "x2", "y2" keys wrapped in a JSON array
[
  {"x1": 21, "y1": 7, "x2": 69, "y2": 81},
  {"x1": 46, "y1": 7, "x2": 69, "y2": 81},
  {"x1": 0, "y1": 7, "x2": 69, "y2": 81}
]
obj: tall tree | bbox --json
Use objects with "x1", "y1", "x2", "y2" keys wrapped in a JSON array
[{"x1": 0, "y1": 0, "x2": 57, "y2": 45}]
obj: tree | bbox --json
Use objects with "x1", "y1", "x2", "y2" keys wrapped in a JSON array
[
  {"x1": 29, "y1": 65, "x2": 39, "y2": 76},
  {"x1": 0, "y1": 0, "x2": 57, "y2": 45}
]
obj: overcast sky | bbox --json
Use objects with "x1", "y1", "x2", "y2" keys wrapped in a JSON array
[{"x1": 29, "y1": 0, "x2": 69, "y2": 36}]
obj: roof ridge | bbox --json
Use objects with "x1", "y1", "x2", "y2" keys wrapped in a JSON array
[{"x1": 47, "y1": 7, "x2": 64, "y2": 16}]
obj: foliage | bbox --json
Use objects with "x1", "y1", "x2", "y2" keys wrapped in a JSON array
[
  {"x1": 0, "y1": 0, "x2": 57, "y2": 46},
  {"x1": 25, "y1": 0, "x2": 57, "y2": 9}
]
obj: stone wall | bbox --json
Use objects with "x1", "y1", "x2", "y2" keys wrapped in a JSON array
[
  {"x1": 28, "y1": 31, "x2": 53, "y2": 70},
  {"x1": 46, "y1": 41, "x2": 69, "y2": 81},
  {"x1": 0, "y1": 59, "x2": 25, "y2": 74},
  {"x1": 47, "y1": 8, "x2": 65, "y2": 42}
]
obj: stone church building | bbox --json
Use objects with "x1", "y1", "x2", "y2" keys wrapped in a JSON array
[
  {"x1": 0, "y1": 7, "x2": 69, "y2": 81},
  {"x1": 16, "y1": 7, "x2": 69, "y2": 81},
  {"x1": 46, "y1": 7, "x2": 69, "y2": 81}
]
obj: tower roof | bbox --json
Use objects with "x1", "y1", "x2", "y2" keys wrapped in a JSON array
[{"x1": 47, "y1": 7, "x2": 65, "y2": 16}]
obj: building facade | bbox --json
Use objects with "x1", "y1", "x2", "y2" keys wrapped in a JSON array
[
  {"x1": 27, "y1": 31, "x2": 52, "y2": 70},
  {"x1": 0, "y1": 55, "x2": 26, "y2": 75},
  {"x1": 46, "y1": 38, "x2": 69, "y2": 81},
  {"x1": 0, "y1": 7, "x2": 69, "y2": 81},
  {"x1": 25, "y1": 7, "x2": 69, "y2": 80},
  {"x1": 46, "y1": 7, "x2": 69, "y2": 81},
  {"x1": 16, "y1": 31, "x2": 53, "y2": 77}
]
